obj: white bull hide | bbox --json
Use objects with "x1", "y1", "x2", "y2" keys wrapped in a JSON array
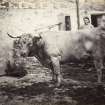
[
  {"x1": 34, "y1": 29, "x2": 99, "y2": 86},
  {"x1": 11, "y1": 28, "x2": 103, "y2": 86},
  {"x1": 39, "y1": 30, "x2": 95, "y2": 61}
]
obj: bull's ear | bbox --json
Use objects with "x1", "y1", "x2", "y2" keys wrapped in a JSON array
[
  {"x1": 33, "y1": 36, "x2": 41, "y2": 44},
  {"x1": 38, "y1": 33, "x2": 42, "y2": 39}
]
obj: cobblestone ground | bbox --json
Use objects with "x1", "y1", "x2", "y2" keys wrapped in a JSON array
[{"x1": 0, "y1": 58, "x2": 105, "y2": 105}]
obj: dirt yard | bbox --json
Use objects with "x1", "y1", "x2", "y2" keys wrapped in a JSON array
[{"x1": 0, "y1": 62, "x2": 105, "y2": 105}]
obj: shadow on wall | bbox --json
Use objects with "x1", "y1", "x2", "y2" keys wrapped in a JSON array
[
  {"x1": 0, "y1": 31, "x2": 27, "y2": 77},
  {"x1": 0, "y1": 30, "x2": 14, "y2": 75}
]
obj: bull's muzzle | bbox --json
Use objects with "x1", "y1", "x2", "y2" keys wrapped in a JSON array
[{"x1": 21, "y1": 52, "x2": 27, "y2": 57}]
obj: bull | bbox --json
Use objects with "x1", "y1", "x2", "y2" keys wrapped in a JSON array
[{"x1": 7, "y1": 29, "x2": 104, "y2": 86}]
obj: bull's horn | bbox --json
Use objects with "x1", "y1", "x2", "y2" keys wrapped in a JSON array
[{"x1": 7, "y1": 33, "x2": 21, "y2": 38}]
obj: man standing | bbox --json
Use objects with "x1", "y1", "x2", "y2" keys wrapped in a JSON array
[
  {"x1": 94, "y1": 15, "x2": 105, "y2": 58},
  {"x1": 80, "y1": 17, "x2": 94, "y2": 29},
  {"x1": 93, "y1": 15, "x2": 105, "y2": 83}
]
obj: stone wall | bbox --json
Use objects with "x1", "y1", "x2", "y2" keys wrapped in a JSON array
[
  {"x1": 0, "y1": 0, "x2": 105, "y2": 31},
  {"x1": 0, "y1": 0, "x2": 75, "y2": 9}
]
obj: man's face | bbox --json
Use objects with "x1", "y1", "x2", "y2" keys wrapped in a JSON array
[
  {"x1": 84, "y1": 18, "x2": 90, "y2": 25},
  {"x1": 100, "y1": 16, "x2": 105, "y2": 30}
]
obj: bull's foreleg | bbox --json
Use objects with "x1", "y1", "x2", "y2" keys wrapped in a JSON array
[
  {"x1": 51, "y1": 56, "x2": 62, "y2": 86},
  {"x1": 94, "y1": 58, "x2": 103, "y2": 83}
]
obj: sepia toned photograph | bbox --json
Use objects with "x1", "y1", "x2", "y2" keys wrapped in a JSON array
[{"x1": 0, "y1": 0, "x2": 105, "y2": 105}]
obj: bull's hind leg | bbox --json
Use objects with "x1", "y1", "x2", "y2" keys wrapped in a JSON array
[
  {"x1": 50, "y1": 63, "x2": 56, "y2": 82},
  {"x1": 51, "y1": 56, "x2": 62, "y2": 86},
  {"x1": 94, "y1": 58, "x2": 103, "y2": 83}
]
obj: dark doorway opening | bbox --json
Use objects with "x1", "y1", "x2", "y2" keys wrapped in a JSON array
[
  {"x1": 91, "y1": 14, "x2": 103, "y2": 27},
  {"x1": 65, "y1": 16, "x2": 71, "y2": 31}
]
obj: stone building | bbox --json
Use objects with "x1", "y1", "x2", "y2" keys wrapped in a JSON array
[{"x1": 0, "y1": 0, "x2": 105, "y2": 34}]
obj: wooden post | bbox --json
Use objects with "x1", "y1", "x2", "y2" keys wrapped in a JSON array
[{"x1": 76, "y1": 0, "x2": 80, "y2": 29}]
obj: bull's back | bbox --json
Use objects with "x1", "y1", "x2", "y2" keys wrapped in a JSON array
[{"x1": 41, "y1": 31, "x2": 89, "y2": 61}]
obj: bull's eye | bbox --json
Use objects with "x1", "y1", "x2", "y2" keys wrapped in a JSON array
[
  {"x1": 28, "y1": 43, "x2": 32, "y2": 47},
  {"x1": 23, "y1": 41, "x2": 26, "y2": 44}
]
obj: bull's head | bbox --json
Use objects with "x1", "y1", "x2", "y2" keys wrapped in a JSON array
[{"x1": 7, "y1": 33, "x2": 42, "y2": 58}]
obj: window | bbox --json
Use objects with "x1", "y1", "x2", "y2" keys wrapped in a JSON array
[
  {"x1": 65, "y1": 16, "x2": 71, "y2": 31},
  {"x1": 91, "y1": 14, "x2": 103, "y2": 27}
]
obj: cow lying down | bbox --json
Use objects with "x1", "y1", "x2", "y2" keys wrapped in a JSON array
[{"x1": 7, "y1": 29, "x2": 104, "y2": 86}]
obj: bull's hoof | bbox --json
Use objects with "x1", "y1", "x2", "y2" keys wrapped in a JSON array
[
  {"x1": 63, "y1": 79, "x2": 81, "y2": 85},
  {"x1": 50, "y1": 79, "x2": 57, "y2": 83},
  {"x1": 86, "y1": 68, "x2": 93, "y2": 72},
  {"x1": 50, "y1": 78, "x2": 64, "y2": 88},
  {"x1": 48, "y1": 83, "x2": 55, "y2": 88},
  {"x1": 55, "y1": 79, "x2": 64, "y2": 87},
  {"x1": 55, "y1": 82, "x2": 62, "y2": 88}
]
